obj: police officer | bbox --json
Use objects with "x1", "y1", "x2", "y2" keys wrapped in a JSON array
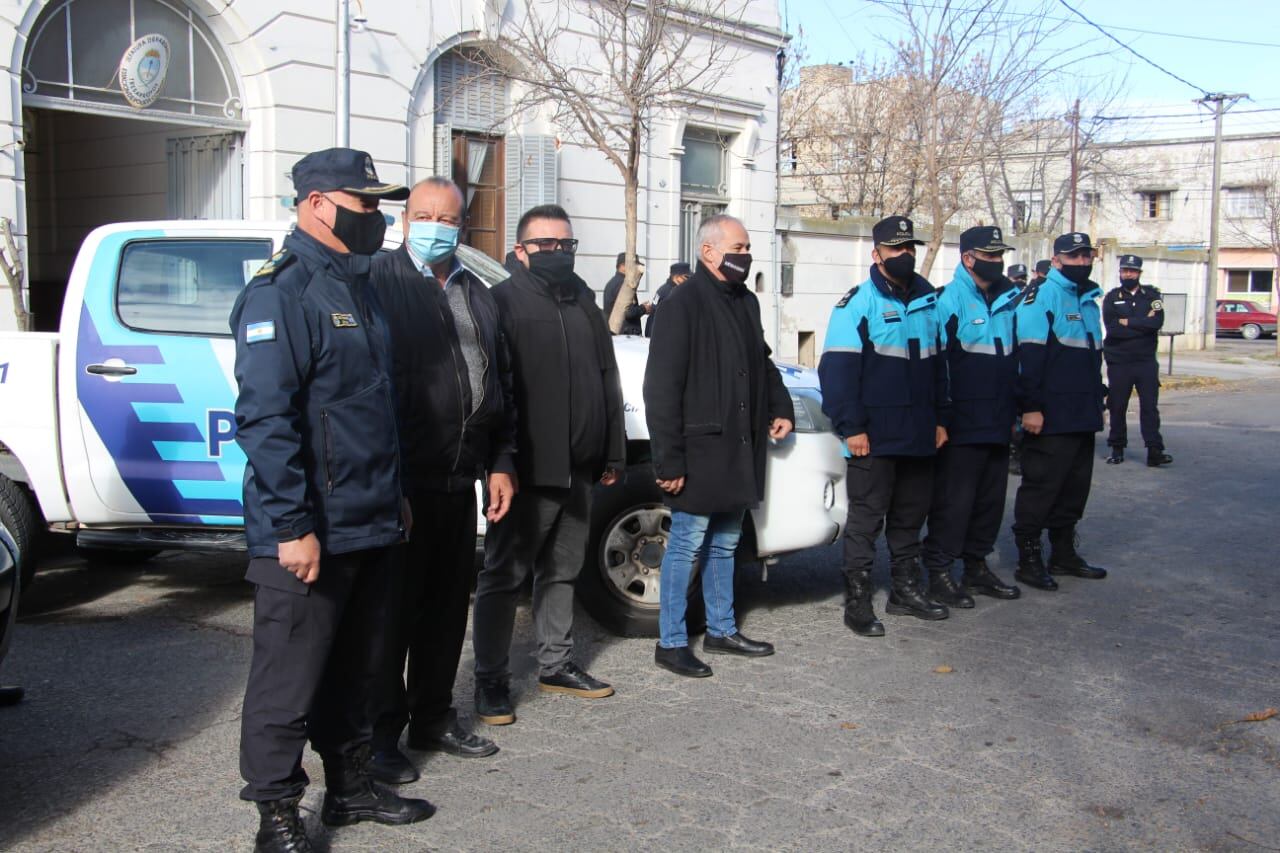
[
  {"x1": 645, "y1": 261, "x2": 691, "y2": 337},
  {"x1": 1007, "y1": 263, "x2": 1029, "y2": 289},
  {"x1": 603, "y1": 251, "x2": 649, "y2": 335},
  {"x1": 1029, "y1": 260, "x2": 1051, "y2": 289},
  {"x1": 1103, "y1": 254, "x2": 1173, "y2": 467},
  {"x1": 922, "y1": 226, "x2": 1022, "y2": 609},
  {"x1": 1011, "y1": 232, "x2": 1108, "y2": 591},
  {"x1": 232, "y1": 148, "x2": 433, "y2": 852},
  {"x1": 819, "y1": 216, "x2": 950, "y2": 637}
]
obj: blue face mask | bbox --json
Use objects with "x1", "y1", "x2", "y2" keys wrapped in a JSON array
[{"x1": 407, "y1": 220, "x2": 460, "y2": 265}]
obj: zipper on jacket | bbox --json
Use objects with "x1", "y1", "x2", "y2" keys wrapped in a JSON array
[
  {"x1": 438, "y1": 297, "x2": 472, "y2": 474},
  {"x1": 556, "y1": 301, "x2": 573, "y2": 489},
  {"x1": 321, "y1": 409, "x2": 335, "y2": 494}
]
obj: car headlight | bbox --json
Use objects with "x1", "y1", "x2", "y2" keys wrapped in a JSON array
[{"x1": 788, "y1": 389, "x2": 834, "y2": 434}]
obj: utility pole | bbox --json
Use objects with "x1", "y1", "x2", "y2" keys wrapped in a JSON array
[
  {"x1": 1068, "y1": 98, "x2": 1080, "y2": 232},
  {"x1": 335, "y1": 0, "x2": 350, "y2": 147},
  {"x1": 1197, "y1": 92, "x2": 1246, "y2": 350}
]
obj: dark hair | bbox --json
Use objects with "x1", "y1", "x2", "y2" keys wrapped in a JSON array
[{"x1": 516, "y1": 204, "x2": 571, "y2": 242}]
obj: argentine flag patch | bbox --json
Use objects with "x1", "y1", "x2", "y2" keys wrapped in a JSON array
[{"x1": 245, "y1": 320, "x2": 276, "y2": 344}]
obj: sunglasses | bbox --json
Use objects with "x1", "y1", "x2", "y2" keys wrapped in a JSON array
[{"x1": 519, "y1": 238, "x2": 579, "y2": 254}]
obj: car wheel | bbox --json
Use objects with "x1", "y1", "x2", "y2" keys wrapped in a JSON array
[
  {"x1": 576, "y1": 465, "x2": 705, "y2": 638},
  {"x1": 0, "y1": 475, "x2": 42, "y2": 591},
  {"x1": 75, "y1": 547, "x2": 163, "y2": 567},
  {"x1": 1241, "y1": 323, "x2": 1262, "y2": 340}
]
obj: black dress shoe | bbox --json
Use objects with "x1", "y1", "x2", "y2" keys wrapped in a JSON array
[
  {"x1": 254, "y1": 796, "x2": 313, "y2": 853},
  {"x1": 928, "y1": 572, "x2": 975, "y2": 609},
  {"x1": 320, "y1": 779, "x2": 435, "y2": 827},
  {"x1": 962, "y1": 560, "x2": 1021, "y2": 600},
  {"x1": 1106, "y1": 448, "x2": 1124, "y2": 464},
  {"x1": 655, "y1": 643, "x2": 713, "y2": 677},
  {"x1": 409, "y1": 720, "x2": 499, "y2": 758},
  {"x1": 365, "y1": 748, "x2": 419, "y2": 785},
  {"x1": 703, "y1": 631, "x2": 775, "y2": 657},
  {"x1": 475, "y1": 678, "x2": 515, "y2": 726},
  {"x1": 0, "y1": 686, "x2": 25, "y2": 706},
  {"x1": 886, "y1": 581, "x2": 949, "y2": 620},
  {"x1": 1147, "y1": 449, "x2": 1173, "y2": 467},
  {"x1": 538, "y1": 661, "x2": 615, "y2": 698}
]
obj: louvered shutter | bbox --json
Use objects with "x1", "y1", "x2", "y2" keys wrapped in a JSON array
[
  {"x1": 434, "y1": 124, "x2": 454, "y2": 178},
  {"x1": 503, "y1": 135, "x2": 559, "y2": 247}
]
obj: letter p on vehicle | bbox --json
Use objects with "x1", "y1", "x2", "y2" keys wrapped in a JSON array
[{"x1": 207, "y1": 409, "x2": 237, "y2": 457}]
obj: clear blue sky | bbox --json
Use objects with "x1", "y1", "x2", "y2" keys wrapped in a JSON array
[{"x1": 780, "y1": 0, "x2": 1280, "y2": 139}]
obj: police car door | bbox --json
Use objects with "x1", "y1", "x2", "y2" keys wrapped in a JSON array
[{"x1": 62, "y1": 224, "x2": 280, "y2": 526}]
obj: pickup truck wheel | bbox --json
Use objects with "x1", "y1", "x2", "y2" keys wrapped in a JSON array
[
  {"x1": 75, "y1": 547, "x2": 162, "y2": 567},
  {"x1": 577, "y1": 469, "x2": 705, "y2": 638},
  {"x1": 0, "y1": 475, "x2": 42, "y2": 591},
  {"x1": 1241, "y1": 323, "x2": 1262, "y2": 341}
]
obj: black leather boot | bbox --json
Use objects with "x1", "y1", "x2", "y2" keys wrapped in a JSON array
[
  {"x1": 1146, "y1": 448, "x2": 1173, "y2": 467},
  {"x1": 1014, "y1": 535, "x2": 1058, "y2": 590},
  {"x1": 1106, "y1": 447, "x2": 1124, "y2": 464},
  {"x1": 928, "y1": 570, "x2": 975, "y2": 609},
  {"x1": 842, "y1": 572, "x2": 884, "y2": 637},
  {"x1": 320, "y1": 749, "x2": 436, "y2": 828},
  {"x1": 254, "y1": 796, "x2": 313, "y2": 853},
  {"x1": 886, "y1": 564, "x2": 949, "y2": 620},
  {"x1": 962, "y1": 558, "x2": 1021, "y2": 600},
  {"x1": 1047, "y1": 527, "x2": 1107, "y2": 579}
]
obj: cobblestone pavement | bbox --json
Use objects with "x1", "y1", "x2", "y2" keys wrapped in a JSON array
[{"x1": 1, "y1": 380, "x2": 1277, "y2": 852}]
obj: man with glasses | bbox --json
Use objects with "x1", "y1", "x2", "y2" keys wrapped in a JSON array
[
  {"x1": 471, "y1": 205, "x2": 626, "y2": 726},
  {"x1": 365, "y1": 178, "x2": 517, "y2": 786}
]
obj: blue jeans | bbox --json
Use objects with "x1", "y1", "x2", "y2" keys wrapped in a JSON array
[{"x1": 659, "y1": 510, "x2": 745, "y2": 649}]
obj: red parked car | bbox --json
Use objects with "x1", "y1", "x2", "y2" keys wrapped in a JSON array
[{"x1": 1216, "y1": 299, "x2": 1277, "y2": 340}]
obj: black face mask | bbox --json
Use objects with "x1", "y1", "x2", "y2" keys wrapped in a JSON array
[
  {"x1": 971, "y1": 259, "x2": 1004, "y2": 283},
  {"x1": 1122, "y1": 276, "x2": 1141, "y2": 289},
  {"x1": 717, "y1": 252, "x2": 752, "y2": 285},
  {"x1": 882, "y1": 253, "x2": 916, "y2": 284},
  {"x1": 1059, "y1": 263, "x2": 1093, "y2": 285},
  {"x1": 326, "y1": 200, "x2": 387, "y2": 255},
  {"x1": 527, "y1": 250, "x2": 577, "y2": 288}
]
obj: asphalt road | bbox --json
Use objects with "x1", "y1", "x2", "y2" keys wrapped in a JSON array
[{"x1": 2, "y1": 380, "x2": 1278, "y2": 852}]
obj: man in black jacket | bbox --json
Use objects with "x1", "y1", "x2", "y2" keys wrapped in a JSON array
[
  {"x1": 1103, "y1": 254, "x2": 1172, "y2": 467},
  {"x1": 644, "y1": 215, "x2": 794, "y2": 677},
  {"x1": 471, "y1": 204, "x2": 626, "y2": 724},
  {"x1": 644, "y1": 262, "x2": 691, "y2": 337},
  {"x1": 603, "y1": 251, "x2": 649, "y2": 335},
  {"x1": 232, "y1": 148, "x2": 433, "y2": 853},
  {"x1": 366, "y1": 178, "x2": 518, "y2": 785}
]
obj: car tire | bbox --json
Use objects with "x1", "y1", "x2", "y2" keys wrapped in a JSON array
[
  {"x1": 1241, "y1": 323, "x2": 1262, "y2": 341},
  {"x1": 576, "y1": 464, "x2": 705, "y2": 638},
  {"x1": 75, "y1": 547, "x2": 163, "y2": 567},
  {"x1": 0, "y1": 475, "x2": 42, "y2": 592}
]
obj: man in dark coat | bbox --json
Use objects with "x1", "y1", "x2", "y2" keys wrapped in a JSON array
[
  {"x1": 644, "y1": 214, "x2": 794, "y2": 678},
  {"x1": 471, "y1": 204, "x2": 626, "y2": 723},
  {"x1": 602, "y1": 251, "x2": 649, "y2": 335},
  {"x1": 644, "y1": 262, "x2": 691, "y2": 337},
  {"x1": 1103, "y1": 253, "x2": 1172, "y2": 467},
  {"x1": 365, "y1": 177, "x2": 517, "y2": 786}
]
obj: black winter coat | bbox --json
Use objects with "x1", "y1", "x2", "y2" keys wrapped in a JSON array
[
  {"x1": 603, "y1": 272, "x2": 645, "y2": 335},
  {"x1": 1102, "y1": 283, "x2": 1164, "y2": 364},
  {"x1": 371, "y1": 247, "x2": 517, "y2": 492},
  {"x1": 492, "y1": 259, "x2": 626, "y2": 487},
  {"x1": 642, "y1": 264, "x2": 793, "y2": 514}
]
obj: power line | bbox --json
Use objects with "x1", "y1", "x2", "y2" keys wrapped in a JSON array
[
  {"x1": 1094, "y1": 107, "x2": 1280, "y2": 122},
  {"x1": 1057, "y1": 0, "x2": 1210, "y2": 97}
]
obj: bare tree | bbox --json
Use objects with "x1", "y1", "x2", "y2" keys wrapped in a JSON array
[
  {"x1": 480, "y1": 0, "x2": 745, "y2": 332},
  {"x1": 0, "y1": 218, "x2": 30, "y2": 332}
]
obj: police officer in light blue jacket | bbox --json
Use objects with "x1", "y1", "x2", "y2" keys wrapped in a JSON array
[
  {"x1": 1010, "y1": 231, "x2": 1109, "y2": 591},
  {"x1": 819, "y1": 216, "x2": 951, "y2": 638},
  {"x1": 922, "y1": 226, "x2": 1023, "y2": 609}
]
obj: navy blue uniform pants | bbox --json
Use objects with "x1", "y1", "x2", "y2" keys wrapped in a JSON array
[
  {"x1": 1012, "y1": 432, "x2": 1095, "y2": 538},
  {"x1": 1107, "y1": 360, "x2": 1163, "y2": 450},
  {"x1": 922, "y1": 443, "x2": 1010, "y2": 571},
  {"x1": 239, "y1": 547, "x2": 393, "y2": 802},
  {"x1": 842, "y1": 455, "x2": 934, "y2": 580}
]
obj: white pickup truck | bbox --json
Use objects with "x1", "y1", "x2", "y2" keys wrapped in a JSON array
[{"x1": 0, "y1": 221, "x2": 847, "y2": 636}]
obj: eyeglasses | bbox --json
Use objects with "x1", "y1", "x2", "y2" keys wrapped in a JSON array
[{"x1": 519, "y1": 238, "x2": 579, "y2": 254}]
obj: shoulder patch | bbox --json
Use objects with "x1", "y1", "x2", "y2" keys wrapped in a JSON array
[
  {"x1": 1020, "y1": 284, "x2": 1039, "y2": 306},
  {"x1": 245, "y1": 320, "x2": 276, "y2": 344},
  {"x1": 251, "y1": 248, "x2": 295, "y2": 281},
  {"x1": 1151, "y1": 299, "x2": 1163, "y2": 311},
  {"x1": 934, "y1": 285, "x2": 947, "y2": 298},
  {"x1": 835, "y1": 285, "x2": 860, "y2": 309}
]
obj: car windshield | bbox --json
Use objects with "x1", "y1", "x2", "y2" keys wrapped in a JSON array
[{"x1": 456, "y1": 245, "x2": 511, "y2": 288}]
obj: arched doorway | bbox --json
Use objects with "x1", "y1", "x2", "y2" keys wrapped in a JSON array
[{"x1": 19, "y1": 0, "x2": 246, "y2": 330}]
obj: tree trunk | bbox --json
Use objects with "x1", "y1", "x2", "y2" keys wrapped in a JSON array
[
  {"x1": 1, "y1": 218, "x2": 31, "y2": 332},
  {"x1": 608, "y1": 132, "x2": 644, "y2": 334}
]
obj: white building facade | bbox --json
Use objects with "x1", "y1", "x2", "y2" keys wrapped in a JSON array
[{"x1": 0, "y1": 0, "x2": 788, "y2": 333}]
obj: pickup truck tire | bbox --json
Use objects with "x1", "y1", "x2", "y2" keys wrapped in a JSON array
[
  {"x1": 577, "y1": 467, "x2": 705, "y2": 638},
  {"x1": 0, "y1": 474, "x2": 41, "y2": 591},
  {"x1": 76, "y1": 547, "x2": 163, "y2": 567}
]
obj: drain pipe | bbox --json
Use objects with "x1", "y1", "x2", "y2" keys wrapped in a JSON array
[{"x1": 335, "y1": 0, "x2": 350, "y2": 146}]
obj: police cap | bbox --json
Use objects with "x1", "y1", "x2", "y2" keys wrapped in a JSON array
[
  {"x1": 1034, "y1": 260, "x2": 1052, "y2": 275},
  {"x1": 1007, "y1": 263, "x2": 1028, "y2": 279},
  {"x1": 1119, "y1": 253, "x2": 1143, "y2": 270},
  {"x1": 292, "y1": 148, "x2": 409, "y2": 201},
  {"x1": 1053, "y1": 232, "x2": 1094, "y2": 255},
  {"x1": 669, "y1": 262, "x2": 692, "y2": 276},
  {"x1": 616, "y1": 252, "x2": 646, "y2": 270},
  {"x1": 873, "y1": 216, "x2": 926, "y2": 247},
  {"x1": 960, "y1": 225, "x2": 1012, "y2": 254}
]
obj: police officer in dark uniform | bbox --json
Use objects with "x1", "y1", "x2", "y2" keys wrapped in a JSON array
[
  {"x1": 819, "y1": 216, "x2": 950, "y2": 637},
  {"x1": 1011, "y1": 232, "x2": 1108, "y2": 591},
  {"x1": 232, "y1": 148, "x2": 433, "y2": 852},
  {"x1": 645, "y1": 261, "x2": 691, "y2": 337},
  {"x1": 1029, "y1": 259, "x2": 1051, "y2": 289},
  {"x1": 922, "y1": 226, "x2": 1023, "y2": 609},
  {"x1": 1007, "y1": 263, "x2": 1028, "y2": 289},
  {"x1": 603, "y1": 252, "x2": 649, "y2": 335},
  {"x1": 1103, "y1": 254, "x2": 1173, "y2": 467}
]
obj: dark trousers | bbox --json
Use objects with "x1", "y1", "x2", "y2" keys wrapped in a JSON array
[
  {"x1": 473, "y1": 469, "x2": 592, "y2": 681},
  {"x1": 370, "y1": 488, "x2": 477, "y2": 751},
  {"x1": 240, "y1": 547, "x2": 393, "y2": 802},
  {"x1": 1012, "y1": 432, "x2": 1095, "y2": 538},
  {"x1": 922, "y1": 443, "x2": 1010, "y2": 571},
  {"x1": 1107, "y1": 360, "x2": 1163, "y2": 449},
  {"x1": 842, "y1": 455, "x2": 934, "y2": 579}
]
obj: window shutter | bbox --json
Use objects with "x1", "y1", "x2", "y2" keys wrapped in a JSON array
[
  {"x1": 436, "y1": 50, "x2": 507, "y2": 132},
  {"x1": 434, "y1": 124, "x2": 454, "y2": 179},
  {"x1": 503, "y1": 134, "x2": 559, "y2": 247}
]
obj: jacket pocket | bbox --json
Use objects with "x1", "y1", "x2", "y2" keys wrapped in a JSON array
[
  {"x1": 318, "y1": 381, "x2": 401, "y2": 534},
  {"x1": 683, "y1": 422, "x2": 723, "y2": 437}
]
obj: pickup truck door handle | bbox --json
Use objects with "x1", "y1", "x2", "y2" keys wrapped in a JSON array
[{"x1": 85, "y1": 363, "x2": 138, "y2": 377}]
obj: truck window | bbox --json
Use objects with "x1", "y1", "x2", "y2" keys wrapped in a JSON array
[{"x1": 116, "y1": 239, "x2": 274, "y2": 336}]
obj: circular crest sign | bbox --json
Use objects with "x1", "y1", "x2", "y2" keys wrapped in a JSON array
[{"x1": 119, "y1": 34, "x2": 170, "y2": 108}]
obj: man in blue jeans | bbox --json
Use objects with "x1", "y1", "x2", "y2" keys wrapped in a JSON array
[{"x1": 642, "y1": 215, "x2": 794, "y2": 677}]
